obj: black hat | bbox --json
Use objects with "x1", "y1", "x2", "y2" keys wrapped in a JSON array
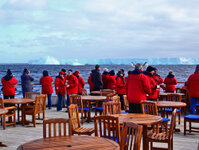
[
  {"x1": 7, "y1": 69, "x2": 12, "y2": 75},
  {"x1": 146, "y1": 66, "x2": 155, "y2": 72},
  {"x1": 43, "y1": 70, "x2": 48, "y2": 76},
  {"x1": 61, "y1": 69, "x2": 66, "y2": 72},
  {"x1": 95, "y1": 64, "x2": 100, "y2": 69},
  {"x1": 24, "y1": 68, "x2": 29, "y2": 73},
  {"x1": 109, "y1": 70, "x2": 115, "y2": 76},
  {"x1": 68, "y1": 69, "x2": 73, "y2": 73},
  {"x1": 196, "y1": 65, "x2": 199, "y2": 71}
]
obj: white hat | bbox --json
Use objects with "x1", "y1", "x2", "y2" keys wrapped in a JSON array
[{"x1": 103, "y1": 68, "x2": 109, "y2": 72}]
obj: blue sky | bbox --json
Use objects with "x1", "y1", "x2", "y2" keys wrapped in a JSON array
[{"x1": 0, "y1": 0, "x2": 199, "y2": 63}]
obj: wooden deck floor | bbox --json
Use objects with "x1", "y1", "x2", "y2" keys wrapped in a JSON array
[{"x1": 0, "y1": 108, "x2": 198, "y2": 150}]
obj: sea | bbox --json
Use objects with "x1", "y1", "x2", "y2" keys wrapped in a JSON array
[{"x1": 0, "y1": 64, "x2": 196, "y2": 97}]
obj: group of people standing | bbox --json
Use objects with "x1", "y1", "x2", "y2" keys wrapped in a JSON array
[{"x1": 87, "y1": 64, "x2": 178, "y2": 113}]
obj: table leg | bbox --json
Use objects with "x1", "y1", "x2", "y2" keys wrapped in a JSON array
[
  {"x1": 143, "y1": 125, "x2": 149, "y2": 150},
  {"x1": 17, "y1": 104, "x2": 20, "y2": 122}
]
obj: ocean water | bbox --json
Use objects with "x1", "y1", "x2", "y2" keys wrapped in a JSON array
[{"x1": 0, "y1": 64, "x2": 196, "y2": 97}]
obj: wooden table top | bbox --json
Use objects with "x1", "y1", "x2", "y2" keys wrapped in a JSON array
[
  {"x1": 111, "y1": 113, "x2": 162, "y2": 125},
  {"x1": 159, "y1": 92, "x2": 185, "y2": 96},
  {"x1": 0, "y1": 108, "x2": 8, "y2": 115},
  {"x1": 17, "y1": 135, "x2": 120, "y2": 150},
  {"x1": 82, "y1": 96, "x2": 107, "y2": 101},
  {"x1": 156, "y1": 101, "x2": 187, "y2": 108},
  {"x1": 91, "y1": 91, "x2": 101, "y2": 95},
  {"x1": 3, "y1": 98, "x2": 35, "y2": 104}
]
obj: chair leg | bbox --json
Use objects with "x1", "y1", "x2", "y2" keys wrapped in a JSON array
[
  {"x1": 184, "y1": 119, "x2": 186, "y2": 135},
  {"x1": 178, "y1": 112, "x2": 181, "y2": 125},
  {"x1": 189, "y1": 121, "x2": 191, "y2": 133},
  {"x1": 3, "y1": 116, "x2": 6, "y2": 130},
  {"x1": 43, "y1": 112, "x2": 45, "y2": 120},
  {"x1": 33, "y1": 115, "x2": 36, "y2": 127},
  {"x1": 14, "y1": 112, "x2": 16, "y2": 127}
]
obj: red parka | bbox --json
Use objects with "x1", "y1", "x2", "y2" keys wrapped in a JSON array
[
  {"x1": 126, "y1": 70, "x2": 151, "y2": 104},
  {"x1": 144, "y1": 72, "x2": 158, "y2": 100},
  {"x1": 153, "y1": 74, "x2": 163, "y2": 95},
  {"x1": 164, "y1": 75, "x2": 177, "y2": 92},
  {"x1": 55, "y1": 76, "x2": 66, "y2": 95},
  {"x1": 40, "y1": 76, "x2": 53, "y2": 94},
  {"x1": 116, "y1": 76, "x2": 126, "y2": 95},
  {"x1": 187, "y1": 70, "x2": 199, "y2": 97},
  {"x1": 107, "y1": 75, "x2": 117, "y2": 90},
  {"x1": 66, "y1": 74, "x2": 78, "y2": 95},
  {"x1": 102, "y1": 73, "x2": 109, "y2": 89},
  {"x1": 76, "y1": 76, "x2": 85, "y2": 94},
  {"x1": 88, "y1": 73, "x2": 94, "y2": 91},
  {"x1": 1, "y1": 75, "x2": 18, "y2": 96}
]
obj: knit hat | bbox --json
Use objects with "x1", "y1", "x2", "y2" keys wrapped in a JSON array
[
  {"x1": 59, "y1": 71, "x2": 65, "y2": 75},
  {"x1": 109, "y1": 70, "x2": 115, "y2": 76},
  {"x1": 61, "y1": 69, "x2": 66, "y2": 73},
  {"x1": 135, "y1": 63, "x2": 143, "y2": 70},
  {"x1": 74, "y1": 70, "x2": 79, "y2": 76},
  {"x1": 7, "y1": 69, "x2": 12, "y2": 75},
  {"x1": 146, "y1": 66, "x2": 155, "y2": 72},
  {"x1": 68, "y1": 69, "x2": 73, "y2": 73},
  {"x1": 103, "y1": 68, "x2": 109, "y2": 72},
  {"x1": 43, "y1": 70, "x2": 48, "y2": 76},
  {"x1": 196, "y1": 65, "x2": 199, "y2": 71}
]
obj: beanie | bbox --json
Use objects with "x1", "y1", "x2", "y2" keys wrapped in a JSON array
[
  {"x1": 196, "y1": 65, "x2": 199, "y2": 71},
  {"x1": 95, "y1": 64, "x2": 100, "y2": 69},
  {"x1": 146, "y1": 66, "x2": 155, "y2": 72},
  {"x1": 7, "y1": 69, "x2": 12, "y2": 75},
  {"x1": 59, "y1": 71, "x2": 65, "y2": 75},
  {"x1": 74, "y1": 70, "x2": 79, "y2": 76},
  {"x1": 61, "y1": 69, "x2": 66, "y2": 73},
  {"x1": 43, "y1": 70, "x2": 48, "y2": 77}
]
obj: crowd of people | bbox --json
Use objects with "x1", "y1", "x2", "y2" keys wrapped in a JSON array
[{"x1": 1, "y1": 64, "x2": 199, "y2": 114}]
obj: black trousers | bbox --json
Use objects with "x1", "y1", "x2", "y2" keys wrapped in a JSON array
[
  {"x1": 129, "y1": 103, "x2": 142, "y2": 113},
  {"x1": 3, "y1": 95, "x2": 15, "y2": 99},
  {"x1": 118, "y1": 94, "x2": 124, "y2": 110}
]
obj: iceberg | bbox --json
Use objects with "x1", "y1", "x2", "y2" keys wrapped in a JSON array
[{"x1": 29, "y1": 56, "x2": 199, "y2": 65}]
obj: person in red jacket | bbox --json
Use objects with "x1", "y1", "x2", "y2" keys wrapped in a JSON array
[
  {"x1": 143, "y1": 66, "x2": 158, "y2": 100},
  {"x1": 153, "y1": 68, "x2": 163, "y2": 96},
  {"x1": 126, "y1": 63, "x2": 151, "y2": 113},
  {"x1": 88, "y1": 72, "x2": 94, "y2": 93},
  {"x1": 55, "y1": 71, "x2": 66, "y2": 111},
  {"x1": 107, "y1": 70, "x2": 116, "y2": 90},
  {"x1": 65, "y1": 69, "x2": 78, "y2": 107},
  {"x1": 187, "y1": 65, "x2": 199, "y2": 114},
  {"x1": 164, "y1": 70, "x2": 177, "y2": 93},
  {"x1": 1, "y1": 69, "x2": 18, "y2": 99},
  {"x1": 116, "y1": 71, "x2": 126, "y2": 110},
  {"x1": 102, "y1": 68, "x2": 109, "y2": 89},
  {"x1": 74, "y1": 70, "x2": 85, "y2": 94},
  {"x1": 40, "y1": 70, "x2": 53, "y2": 109}
]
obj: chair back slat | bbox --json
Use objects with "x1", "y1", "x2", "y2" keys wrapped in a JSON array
[
  {"x1": 167, "y1": 94, "x2": 182, "y2": 102},
  {"x1": 111, "y1": 95, "x2": 120, "y2": 102},
  {"x1": 94, "y1": 115, "x2": 120, "y2": 144},
  {"x1": 69, "y1": 95, "x2": 83, "y2": 109},
  {"x1": 169, "y1": 109, "x2": 177, "y2": 139},
  {"x1": 43, "y1": 118, "x2": 72, "y2": 138},
  {"x1": 141, "y1": 101, "x2": 158, "y2": 115},
  {"x1": 103, "y1": 101, "x2": 121, "y2": 115},
  {"x1": 68, "y1": 104, "x2": 81, "y2": 130},
  {"x1": 25, "y1": 92, "x2": 41, "y2": 100},
  {"x1": 120, "y1": 122, "x2": 143, "y2": 150}
]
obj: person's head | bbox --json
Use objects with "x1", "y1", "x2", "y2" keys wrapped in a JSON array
[
  {"x1": 68, "y1": 69, "x2": 73, "y2": 76},
  {"x1": 7, "y1": 69, "x2": 12, "y2": 75},
  {"x1": 169, "y1": 70, "x2": 173, "y2": 75},
  {"x1": 117, "y1": 71, "x2": 123, "y2": 77},
  {"x1": 95, "y1": 64, "x2": 100, "y2": 71},
  {"x1": 120, "y1": 69, "x2": 124, "y2": 74},
  {"x1": 153, "y1": 67, "x2": 158, "y2": 74},
  {"x1": 61, "y1": 69, "x2": 66, "y2": 74},
  {"x1": 43, "y1": 70, "x2": 48, "y2": 77},
  {"x1": 127, "y1": 70, "x2": 132, "y2": 75},
  {"x1": 59, "y1": 71, "x2": 65, "y2": 78},
  {"x1": 74, "y1": 70, "x2": 79, "y2": 76},
  {"x1": 195, "y1": 65, "x2": 199, "y2": 71},
  {"x1": 24, "y1": 68, "x2": 29, "y2": 74},
  {"x1": 146, "y1": 66, "x2": 155, "y2": 75},
  {"x1": 109, "y1": 70, "x2": 115, "y2": 76},
  {"x1": 135, "y1": 63, "x2": 143, "y2": 71},
  {"x1": 103, "y1": 68, "x2": 109, "y2": 73}
]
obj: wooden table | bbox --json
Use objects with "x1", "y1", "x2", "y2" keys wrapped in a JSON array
[
  {"x1": 112, "y1": 113, "x2": 162, "y2": 150},
  {"x1": 159, "y1": 92, "x2": 184, "y2": 100},
  {"x1": 91, "y1": 91, "x2": 101, "y2": 95},
  {"x1": 17, "y1": 135, "x2": 120, "y2": 150},
  {"x1": 82, "y1": 96, "x2": 107, "y2": 101},
  {"x1": 0, "y1": 108, "x2": 8, "y2": 147},
  {"x1": 3, "y1": 98, "x2": 35, "y2": 122}
]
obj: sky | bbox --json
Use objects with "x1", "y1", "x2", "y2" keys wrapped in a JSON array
[{"x1": 0, "y1": 0, "x2": 199, "y2": 63}]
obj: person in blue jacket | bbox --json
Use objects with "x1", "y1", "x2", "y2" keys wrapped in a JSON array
[{"x1": 21, "y1": 68, "x2": 34, "y2": 98}]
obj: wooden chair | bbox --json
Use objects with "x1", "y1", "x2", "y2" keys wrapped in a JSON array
[
  {"x1": 68, "y1": 104, "x2": 94, "y2": 135},
  {"x1": 120, "y1": 122, "x2": 143, "y2": 150},
  {"x1": 81, "y1": 88, "x2": 89, "y2": 96},
  {"x1": 22, "y1": 94, "x2": 46, "y2": 127},
  {"x1": 123, "y1": 95, "x2": 129, "y2": 113},
  {"x1": 69, "y1": 95, "x2": 91, "y2": 124},
  {"x1": 176, "y1": 89, "x2": 190, "y2": 114},
  {"x1": 141, "y1": 101, "x2": 169, "y2": 134},
  {"x1": 165, "y1": 94, "x2": 182, "y2": 125},
  {"x1": 111, "y1": 95, "x2": 120, "y2": 102},
  {"x1": 25, "y1": 92, "x2": 41, "y2": 99},
  {"x1": 147, "y1": 109, "x2": 177, "y2": 150},
  {"x1": 184, "y1": 114, "x2": 199, "y2": 135},
  {"x1": 94, "y1": 115, "x2": 120, "y2": 144},
  {"x1": 103, "y1": 101, "x2": 121, "y2": 115},
  {"x1": 43, "y1": 118, "x2": 72, "y2": 138},
  {"x1": 0, "y1": 98, "x2": 16, "y2": 129}
]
